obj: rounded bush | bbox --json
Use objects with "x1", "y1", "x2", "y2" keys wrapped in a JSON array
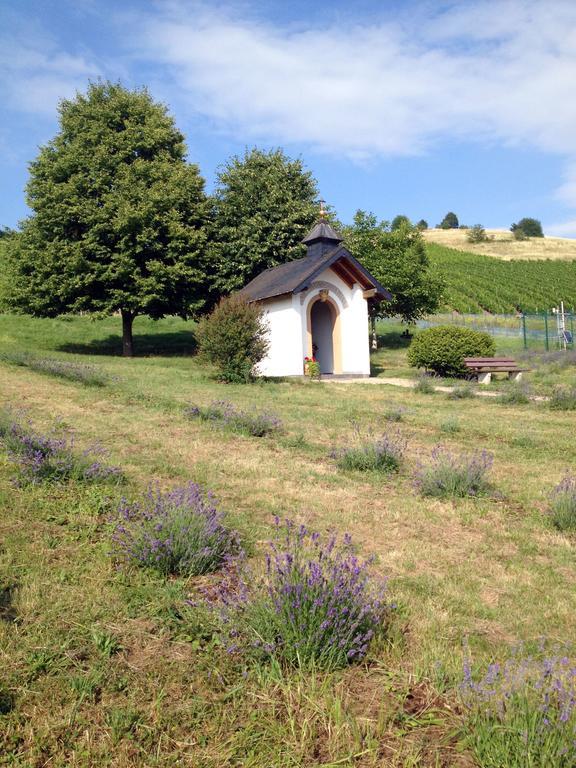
[{"x1": 407, "y1": 325, "x2": 495, "y2": 377}]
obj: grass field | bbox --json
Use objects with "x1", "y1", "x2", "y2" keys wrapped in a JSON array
[
  {"x1": 1, "y1": 315, "x2": 575, "y2": 766},
  {"x1": 423, "y1": 228, "x2": 576, "y2": 261}
]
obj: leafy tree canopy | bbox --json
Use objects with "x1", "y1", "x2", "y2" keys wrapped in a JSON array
[
  {"x1": 438, "y1": 211, "x2": 459, "y2": 229},
  {"x1": 416, "y1": 219, "x2": 428, "y2": 230},
  {"x1": 511, "y1": 217, "x2": 544, "y2": 238},
  {"x1": 391, "y1": 214, "x2": 411, "y2": 231},
  {"x1": 343, "y1": 211, "x2": 444, "y2": 324},
  {"x1": 210, "y1": 148, "x2": 319, "y2": 294},
  {"x1": 5, "y1": 81, "x2": 209, "y2": 355}
]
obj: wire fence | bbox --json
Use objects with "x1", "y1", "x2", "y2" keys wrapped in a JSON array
[{"x1": 418, "y1": 311, "x2": 575, "y2": 350}]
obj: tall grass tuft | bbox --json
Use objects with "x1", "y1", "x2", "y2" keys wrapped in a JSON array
[
  {"x1": 0, "y1": 409, "x2": 122, "y2": 485},
  {"x1": 185, "y1": 400, "x2": 282, "y2": 437},
  {"x1": 461, "y1": 648, "x2": 576, "y2": 767},
  {"x1": 414, "y1": 446, "x2": 493, "y2": 498},
  {"x1": 111, "y1": 484, "x2": 241, "y2": 577},
  {"x1": 549, "y1": 475, "x2": 576, "y2": 532},
  {"x1": 0, "y1": 350, "x2": 110, "y2": 387},
  {"x1": 210, "y1": 519, "x2": 388, "y2": 670}
]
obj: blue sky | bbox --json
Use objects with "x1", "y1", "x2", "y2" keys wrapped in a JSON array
[{"x1": 2, "y1": 0, "x2": 576, "y2": 234}]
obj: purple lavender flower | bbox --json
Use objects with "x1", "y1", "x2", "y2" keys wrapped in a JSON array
[
  {"x1": 550, "y1": 475, "x2": 576, "y2": 532},
  {"x1": 414, "y1": 445, "x2": 493, "y2": 498},
  {"x1": 0, "y1": 409, "x2": 121, "y2": 485},
  {"x1": 212, "y1": 519, "x2": 388, "y2": 670},
  {"x1": 110, "y1": 483, "x2": 241, "y2": 577},
  {"x1": 461, "y1": 645, "x2": 576, "y2": 766},
  {"x1": 332, "y1": 427, "x2": 407, "y2": 473},
  {"x1": 185, "y1": 401, "x2": 282, "y2": 437}
]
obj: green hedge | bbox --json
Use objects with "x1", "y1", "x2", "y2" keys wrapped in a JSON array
[{"x1": 407, "y1": 325, "x2": 495, "y2": 377}]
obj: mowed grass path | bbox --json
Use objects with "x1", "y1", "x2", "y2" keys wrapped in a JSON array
[{"x1": 1, "y1": 315, "x2": 575, "y2": 766}]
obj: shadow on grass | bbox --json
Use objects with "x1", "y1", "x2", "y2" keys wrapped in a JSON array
[
  {"x1": 58, "y1": 331, "x2": 197, "y2": 357},
  {"x1": 376, "y1": 329, "x2": 413, "y2": 350}
]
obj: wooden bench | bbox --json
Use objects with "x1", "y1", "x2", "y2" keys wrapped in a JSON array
[{"x1": 464, "y1": 357, "x2": 527, "y2": 385}]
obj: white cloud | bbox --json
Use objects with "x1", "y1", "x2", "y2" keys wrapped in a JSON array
[
  {"x1": 0, "y1": 30, "x2": 100, "y2": 118},
  {"x1": 123, "y1": 0, "x2": 576, "y2": 231}
]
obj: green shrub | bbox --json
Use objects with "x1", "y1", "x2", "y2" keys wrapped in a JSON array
[
  {"x1": 196, "y1": 295, "x2": 269, "y2": 383},
  {"x1": 407, "y1": 325, "x2": 495, "y2": 377}
]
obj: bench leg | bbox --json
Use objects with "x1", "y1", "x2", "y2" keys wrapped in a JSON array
[
  {"x1": 477, "y1": 372, "x2": 491, "y2": 385},
  {"x1": 509, "y1": 371, "x2": 522, "y2": 382}
]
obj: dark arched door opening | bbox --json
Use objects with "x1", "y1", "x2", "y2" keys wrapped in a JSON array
[{"x1": 311, "y1": 300, "x2": 335, "y2": 374}]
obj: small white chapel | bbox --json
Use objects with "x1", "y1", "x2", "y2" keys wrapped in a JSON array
[{"x1": 240, "y1": 205, "x2": 391, "y2": 378}]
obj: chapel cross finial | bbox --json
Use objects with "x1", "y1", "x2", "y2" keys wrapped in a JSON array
[{"x1": 319, "y1": 199, "x2": 327, "y2": 219}]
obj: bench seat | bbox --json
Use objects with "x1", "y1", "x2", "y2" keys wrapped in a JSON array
[{"x1": 463, "y1": 357, "x2": 528, "y2": 384}]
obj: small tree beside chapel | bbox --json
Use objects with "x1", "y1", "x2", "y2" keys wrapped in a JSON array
[{"x1": 6, "y1": 82, "x2": 209, "y2": 356}]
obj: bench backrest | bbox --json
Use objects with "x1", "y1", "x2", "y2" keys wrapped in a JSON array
[{"x1": 464, "y1": 357, "x2": 516, "y2": 364}]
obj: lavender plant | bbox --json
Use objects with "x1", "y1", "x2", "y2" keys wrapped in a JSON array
[
  {"x1": 413, "y1": 374, "x2": 435, "y2": 394},
  {"x1": 111, "y1": 484, "x2": 241, "y2": 577},
  {"x1": 550, "y1": 475, "x2": 576, "y2": 532},
  {"x1": 414, "y1": 446, "x2": 493, "y2": 498},
  {"x1": 184, "y1": 400, "x2": 282, "y2": 437},
  {"x1": 213, "y1": 519, "x2": 388, "y2": 670},
  {"x1": 0, "y1": 409, "x2": 121, "y2": 485},
  {"x1": 332, "y1": 426, "x2": 407, "y2": 473},
  {"x1": 447, "y1": 383, "x2": 475, "y2": 400},
  {"x1": 0, "y1": 350, "x2": 110, "y2": 387},
  {"x1": 498, "y1": 382, "x2": 531, "y2": 405},
  {"x1": 549, "y1": 386, "x2": 576, "y2": 411},
  {"x1": 461, "y1": 648, "x2": 576, "y2": 767}
]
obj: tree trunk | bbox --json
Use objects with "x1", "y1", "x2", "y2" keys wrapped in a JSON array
[{"x1": 121, "y1": 311, "x2": 135, "y2": 357}]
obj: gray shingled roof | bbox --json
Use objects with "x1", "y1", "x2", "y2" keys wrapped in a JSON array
[
  {"x1": 301, "y1": 220, "x2": 343, "y2": 245},
  {"x1": 239, "y1": 245, "x2": 392, "y2": 303}
]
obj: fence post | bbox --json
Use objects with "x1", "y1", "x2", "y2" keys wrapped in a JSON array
[
  {"x1": 544, "y1": 312, "x2": 549, "y2": 351},
  {"x1": 522, "y1": 314, "x2": 527, "y2": 349}
]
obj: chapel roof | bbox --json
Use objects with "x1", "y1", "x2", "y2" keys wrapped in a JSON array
[
  {"x1": 239, "y1": 243, "x2": 392, "y2": 303},
  {"x1": 301, "y1": 219, "x2": 343, "y2": 246}
]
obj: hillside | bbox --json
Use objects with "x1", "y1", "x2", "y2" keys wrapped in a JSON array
[
  {"x1": 427, "y1": 242, "x2": 576, "y2": 313},
  {"x1": 423, "y1": 228, "x2": 576, "y2": 261}
]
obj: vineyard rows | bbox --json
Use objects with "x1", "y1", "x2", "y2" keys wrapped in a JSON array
[{"x1": 428, "y1": 244, "x2": 576, "y2": 313}]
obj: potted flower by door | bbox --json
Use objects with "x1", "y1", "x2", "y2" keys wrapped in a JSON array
[{"x1": 304, "y1": 356, "x2": 321, "y2": 379}]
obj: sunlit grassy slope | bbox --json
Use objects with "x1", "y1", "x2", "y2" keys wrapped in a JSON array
[
  {"x1": 1, "y1": 314, "x2": 575, "y2": 765},
  {"x1": 423, "y1": 228, "x2": 576, "y2": 260}
]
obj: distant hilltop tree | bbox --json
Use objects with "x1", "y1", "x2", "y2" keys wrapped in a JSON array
[
  {"x1": 4, "y1": 81, "x2": 209, "y2": 357},
  {"x1": 438, "y1": 212, "x2": 459, "y2": 229},
  {"x1": 511, "y1": 218, "x2": 544, "y2": 239},
  {"x1": 416, "y1": 219, "x2": 428, "y2": 230},
  {"x1": 466, "y1": 224, "x2": 489, "y2": 243},
  {"x1": 391, "y1": 214, "x2": 411, "y2": 231}
]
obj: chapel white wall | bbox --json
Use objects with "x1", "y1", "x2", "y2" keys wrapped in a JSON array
[{"x1": 257, "y1": 296, "x2": 304, "y2": 377}]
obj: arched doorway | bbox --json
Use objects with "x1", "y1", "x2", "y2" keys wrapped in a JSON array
[{"x1": 310, "y1": 299, "x2": 335, "y2": 374}]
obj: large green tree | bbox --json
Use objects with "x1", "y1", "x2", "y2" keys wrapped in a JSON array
[
  {"x1": 344, "y1": 211, "x2": 443, "y2": 324},
  {"x1": 7, "y1": 82, "x2": 209, "y2": 356},
  {"x1": 209, "y1": 148, "x2": 319, "y2": 294}
]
